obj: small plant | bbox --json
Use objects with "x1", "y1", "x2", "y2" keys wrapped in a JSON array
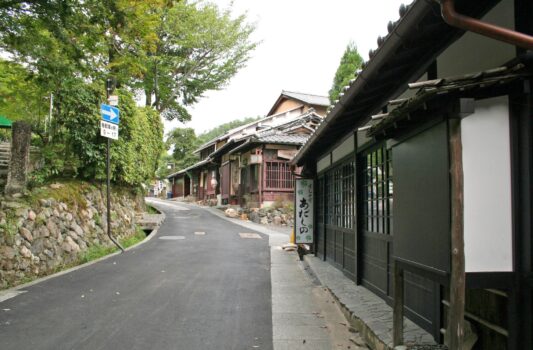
[
  {"x1": 0, "y1": 213, "x2": 19, "y2": 237},
  {"x1": 272, "y1": 196, "x2": 284, "y2": 210},
  {"x1": 93, "y1": 213, "x2": 101, "y2": 226},
  {"x1": 78, "y1": 244, "x2": 117, "y2": 264},
  {"x1": 120, "y1": 226, "x2": 147, "y2": 249},
  {"x1": 146, "y1": 205, "x2": 160, "y2": 214},
  {"x1": 284, "y1": 201, "x2": 294, "y2": 213},
  {"x1": 35, "y1": 215, "x2": 46, "y2": 226}
]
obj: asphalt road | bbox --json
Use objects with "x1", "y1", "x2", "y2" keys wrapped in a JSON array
[{"x1": 0, "y1": 201, "x2": 273, "y2": 350}]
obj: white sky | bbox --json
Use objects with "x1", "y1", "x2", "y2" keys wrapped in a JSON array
[{"x1": 165, "y1": 0, "x2": 409, "y2": 136}]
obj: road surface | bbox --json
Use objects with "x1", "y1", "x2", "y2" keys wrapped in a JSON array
[{"x1": 0, "y1": 201, "x2": 272, "y2": 350}]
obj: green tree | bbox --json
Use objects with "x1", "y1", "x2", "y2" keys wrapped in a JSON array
[
  {"x1": 196, "y1": 116, "x2": 260, "y2": 145},
  {"x1": 141, "y1": 2, "x2": 257, "y2": 121},
  {"x1": 0, "y1": 1, "x2": 255, "y2": 186},
  {"x1": 166, "y1": 127, "x2": 200, "y2": 169},
  {"x1": 329, "y1": 42, "x2": 363, "y2": 103},
  {"x1": 156, "y1": 152, "x2": 176, "y2": 179},
  {"x1": 30, "y1": 85, "x2": 164, "y2": 187},
  {"x1": 0, "y1": 60, "x2": 48, "y2": 132},
  {"x1": 0, "y1": 1, "x2": 257, "y2": 122}
]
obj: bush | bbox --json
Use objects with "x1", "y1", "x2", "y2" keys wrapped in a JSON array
[{"x1": 32, "y1": 83, "x2": 164, "y2": 187}]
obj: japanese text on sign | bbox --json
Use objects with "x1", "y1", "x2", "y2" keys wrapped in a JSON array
[
  {"x1": 100, "y1": 120, "x2": 119, "y2": 140},
  {"x1": 295, "y1": 179, "x2": 314, "y2": 244}
]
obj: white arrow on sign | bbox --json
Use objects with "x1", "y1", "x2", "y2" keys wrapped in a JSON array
[{"x1": 102, "y1": 108, "x2": 118, "y2": 122}]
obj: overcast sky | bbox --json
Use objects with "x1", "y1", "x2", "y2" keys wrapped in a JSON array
[{"x1": 165, "y1": 0, "x2": 409, "y2": 136}]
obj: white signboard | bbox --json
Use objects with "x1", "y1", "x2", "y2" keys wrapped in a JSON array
[
  {"x1": 295, "y1": 178, "x2": 314, "y2": 244},
  {"x1": 100, "y1": 120, "x2": 119, "y2": 140}
]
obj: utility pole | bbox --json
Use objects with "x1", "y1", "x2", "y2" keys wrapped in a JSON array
[{"x1": 105, "y1": 78, "x2": 124, "y2": 252}]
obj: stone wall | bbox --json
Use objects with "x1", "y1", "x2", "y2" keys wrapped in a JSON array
[
  {"x1": 0, "y1": 183, "x2": 143, "y2": 289},
  {"x1": 225, "y1": 206, "x2": 294, "y2": 227}
]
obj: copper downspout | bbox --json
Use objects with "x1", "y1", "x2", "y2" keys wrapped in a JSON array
[{"x1": 441, "y1": 0, "x2": 533, "y2": 50}]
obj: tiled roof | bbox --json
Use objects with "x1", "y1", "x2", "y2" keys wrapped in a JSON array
[
  {"x1": 367, "y1": 63, "x2": 529, "y2": 138},
  {"x1": 194, "y1": 91, "x2": 326, "y2": 154},
  {"x1": 167, "y1": 158, "x2": 212, "y2": 179},
  {"x1": 254, "y1": 134, "x2": 309, "y2": 145},
  {"x1": 281, "y1": 91, "x2": 330, "y2": 107},
  {"x1": 293, "y1": 0, "x2": 503, "y2": 166}
]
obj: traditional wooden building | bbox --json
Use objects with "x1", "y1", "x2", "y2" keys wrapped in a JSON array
[
  {"x1": 292, "y1": 0, "x2": 532, "y2": 348},
  {"x1": 168, "y1": 91, "x2": 328, "y2": 207}
]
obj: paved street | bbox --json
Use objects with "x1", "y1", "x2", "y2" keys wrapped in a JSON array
[
  {"x1": 0, "y1": 199, "x2": 365, "y2": 350},
  {"x1": 0, "y1": 201, "x2": 272, "y2": 350}
]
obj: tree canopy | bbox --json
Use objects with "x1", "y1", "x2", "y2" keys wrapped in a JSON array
[
  {"x1": 0, "y1": 0, "x2": 257, "y2": 123},
  {"x1": 196, "y1": 116, "x2": 260, "y2": 145},
  {"x1": 0, "y1": 1, "x2": 256, "y2": 187},
  {"x1": 329, "y1": 42, "x2": 363, "y2": 104}
]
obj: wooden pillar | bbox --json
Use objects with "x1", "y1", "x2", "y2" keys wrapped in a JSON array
[
  {"x1": 448, "y1": 118, "x2": 465, "y2": 349},
  {"x1": 258, "y1": 148, "x2": 264, "y2": 206},
  {"x1": 393, "y1": 262, "x2": 405, "y2": 346}
]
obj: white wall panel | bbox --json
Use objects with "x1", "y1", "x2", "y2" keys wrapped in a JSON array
[{"x1": 462, "y1": 96, "x2": 513, "y2": 272}]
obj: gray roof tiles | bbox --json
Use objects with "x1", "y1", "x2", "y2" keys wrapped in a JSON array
[
  {"x1": 281, "y1": 90, "x2": 330, "y2": 107},
  {"x1": 254, "y1": 134, "x2": 309, "y2": 145}
]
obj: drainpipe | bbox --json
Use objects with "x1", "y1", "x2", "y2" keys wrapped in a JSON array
[{"x1": 440, "y1": 0, "x2": 533, "y2": 50}]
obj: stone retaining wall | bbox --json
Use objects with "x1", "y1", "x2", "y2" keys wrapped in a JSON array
[
  {"x1": 224, "y1": 206, "x2": 294, "y2": 227},
  {"x1": 0, "y1": 184, "x2": 143, "y2": 289}
]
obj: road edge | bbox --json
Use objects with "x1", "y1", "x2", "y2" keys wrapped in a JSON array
[{"x1": 0, "y1": 210, "x2": 166, "y2": 296}]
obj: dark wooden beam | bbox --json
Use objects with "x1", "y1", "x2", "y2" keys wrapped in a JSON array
[
  {"x1": 448, "y1": 118, "x2": 465, "y2": 349},
  {"x1": 393, "y1": 262, "x2": 405, "y2": 346}
]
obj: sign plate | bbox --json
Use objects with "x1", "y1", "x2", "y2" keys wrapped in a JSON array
[
  {"x1": 295, "y1": 178, "x2": 314, "y2": 244},
  {"x1": 101, "y1": 104, "x2": 120, "y2": 124},
  {"x1": 107, "y1": 95, "x2": 119, "y2": 106},
  {"x1": 100, "y1": 120, "x2": 119, "y2": 140}
]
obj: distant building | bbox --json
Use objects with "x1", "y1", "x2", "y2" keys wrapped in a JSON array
[{"x1": 168, "y1": 91, "x2": 328, "y2": 207}]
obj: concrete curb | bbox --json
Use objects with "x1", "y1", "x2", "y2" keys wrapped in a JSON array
[{"x1": 0, "y1": 210, "x2": 166, "y2": 297}]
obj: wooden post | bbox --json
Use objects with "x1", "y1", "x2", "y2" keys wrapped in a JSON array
[
  {"x1": 448, "y1": 118, "x2": 465, "y2": 350},
  {"x1": 393, "y1": 261, "x2": 405, "y2": 346}
]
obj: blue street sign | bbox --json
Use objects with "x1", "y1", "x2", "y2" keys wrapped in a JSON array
[{"x1": 101, "y1": 104, "x2": 120, "y2": 124}]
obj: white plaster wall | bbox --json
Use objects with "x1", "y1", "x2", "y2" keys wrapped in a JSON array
[
  {"x1": 437, "y1": 0, "x2": 515, "y2": 78},
  {"x1": 317, "y1": 153, "x2": 331, "y2": 173},
  {"x1": 332, "y1": 134, "x2": 355, "y2": 163},
  {"x1": 462, "y1": 96, "x2": 513, "y2": 272}
]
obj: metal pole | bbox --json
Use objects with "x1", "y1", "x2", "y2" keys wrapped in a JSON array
[{"x1": 106, "y1": 79, "x2": 124, "y2": 252}]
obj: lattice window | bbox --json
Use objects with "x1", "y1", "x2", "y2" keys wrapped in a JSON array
[
  {"x1": 333, "y1": 167, "x2": 342, "y2": 227},
  {"x1": 341, "y1": 160, "x2": 356, "y2": 229},
  {"x1": 265, "y1": 161, "x2": 294, "y2": 190},
  {"x1": 362, "y1": 147, "x2": 393, "y2": 234},
  {"x1": 323, "y1": 158, "x2": 356, "y2": 229}
]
